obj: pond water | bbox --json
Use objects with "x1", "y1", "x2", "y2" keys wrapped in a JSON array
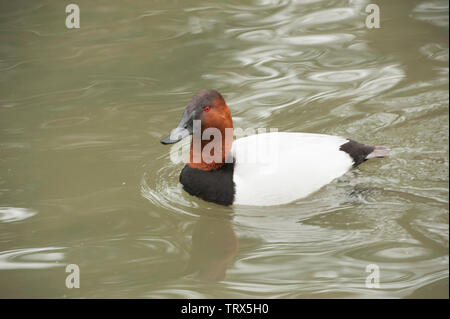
[{"x1": 0, "y1": 0, "x2": 448, "y2": 298}]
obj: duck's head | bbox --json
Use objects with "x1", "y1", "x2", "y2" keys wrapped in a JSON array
[{"x1": 161, "y1": 89, "x2": 233, "y2": 170}]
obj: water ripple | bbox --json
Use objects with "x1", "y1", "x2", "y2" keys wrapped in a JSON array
[
  {"x1": 0, "y1": 207, "x2": 37, "y2": 223},
  {"x1": 0, "y1": 247, "x2": 65, "y2": 270}
]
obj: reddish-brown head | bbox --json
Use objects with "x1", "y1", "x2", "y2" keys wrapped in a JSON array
[{"x1": 160, "y1": 89, "x2": 234, "y2": 170}]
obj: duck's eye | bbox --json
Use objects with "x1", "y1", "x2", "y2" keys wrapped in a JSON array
[{"x1": 203, "y1": 106, "x2": 211, "y2": 112}]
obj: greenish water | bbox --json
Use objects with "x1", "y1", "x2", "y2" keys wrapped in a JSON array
[{"x1": 0, "y1": 0, "x2": 448, "y2": 298}]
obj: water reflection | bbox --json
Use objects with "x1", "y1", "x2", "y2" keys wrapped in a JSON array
[
  {"x1": 185, "y1": 213, "x2": 238, "y2": 281},
  {"x1": 142, "y1": 169, "x2": 238, "y2": 281}
]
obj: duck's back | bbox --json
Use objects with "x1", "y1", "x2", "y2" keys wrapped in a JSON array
[{"x1": 231, "y1": 132, "x2": 354, "y2": 206}]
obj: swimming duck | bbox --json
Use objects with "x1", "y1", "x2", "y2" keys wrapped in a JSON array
[{"x1": 161, "y1": 89, "x2": 389, "y2": 206}]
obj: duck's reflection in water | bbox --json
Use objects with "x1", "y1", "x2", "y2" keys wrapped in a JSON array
[{"x1": 185, "y1": 213, "x2": 238, "y2": 282}]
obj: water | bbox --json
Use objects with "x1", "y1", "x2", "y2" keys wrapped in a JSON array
[{"x1": 0, "y1": 0, "x2": 448, "y2": 298}]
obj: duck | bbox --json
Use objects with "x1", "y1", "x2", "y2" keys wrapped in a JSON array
[{"x1": 160, "y1": 89, "x2": 390, "y2": 206}]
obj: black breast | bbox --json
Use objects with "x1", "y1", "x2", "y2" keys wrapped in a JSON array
[{"x1": 179, "y1": 163, "x2": 235, "y2": 206}]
